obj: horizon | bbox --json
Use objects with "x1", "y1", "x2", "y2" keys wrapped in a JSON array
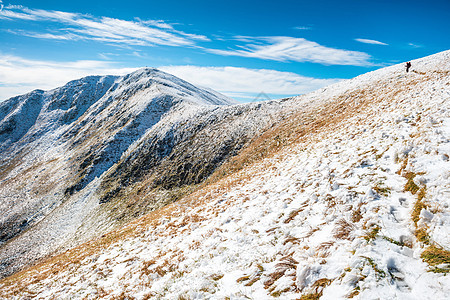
[{"x1": 0, "y1": 0, "x2": 449, "y2": 102}]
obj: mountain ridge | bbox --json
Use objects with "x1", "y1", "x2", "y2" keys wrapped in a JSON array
[
  {"x1": 0, "y1": 68, "x2": 239, "y2": 278},
  {"x1": 0, "y1": 66, "x2": 291, "y2": 280},
  {"x1": 0, "y1": 51, "x2": 449, "y2": 299}
]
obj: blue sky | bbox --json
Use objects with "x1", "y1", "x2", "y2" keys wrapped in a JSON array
[{"x1": 0, "y1": 0, "x2": 449, "y2": 102}]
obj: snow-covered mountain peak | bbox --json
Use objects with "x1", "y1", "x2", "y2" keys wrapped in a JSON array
[
  {"x1": 0, "y1": 67, "x2": 238, "y2": 278},
  {"x1": 110, "y1": 67, "x2": 236, "y2": 107}
]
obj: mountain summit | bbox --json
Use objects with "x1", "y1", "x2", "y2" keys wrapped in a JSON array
[
  {"x1": 0, "y1": 68, "x2": 238, "y2": 278},
  {"x1": 1, "y1": 51, "x2": 450, "y2": 299}
]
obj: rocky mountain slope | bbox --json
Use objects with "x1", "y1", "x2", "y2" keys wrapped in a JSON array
[
  {"x1": 0, "y1": 67, "x2": 312, "y2": 280},
  {"x1": 1, "y1": 50, "x2": 450, "y2": 299},
  {"x1": 0, "y1": 68, "x2": 284, "y2": 278}
]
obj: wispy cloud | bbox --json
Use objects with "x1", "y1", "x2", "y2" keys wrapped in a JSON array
[
  {"x1": 0, "y1": 54, "x2": 137, "y2": 100},
  {"x1": 0, "y1": 6, "x2": 376, "y2": 68},
  {"x1": 293, "y1": 26, "x2": 312, "y2": 30},
  {"x1": 6, "y1": 29, "x2": 79, "y2": 40},
  {"x1": 408, "y1": 43, "x2": 423, "y2": 48},
  {"x1": 206, "y1": 36, "x2": 373, "y2": 66},
  {"x1": 159, "y1": 65, "x2": 342, "y2": 101},
  {"x1": 0, "y1": 53, "x2": 342, "y2": 102},
  {"x1": 0, "y1": 5, "x2": 208, "y2": 47},
  {"x1": 355, "y1": 38, "x2": 388, "y2": 46}
]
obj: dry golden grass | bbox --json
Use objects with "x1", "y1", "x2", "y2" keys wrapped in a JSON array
[
  {"x1": 236, "y1": 274, "x2": 251, "y2": 283},
  {"x1": 372, "y1": 184, "x2": 391, "y2": 197},
  {"x1": 347, "y1": 289, "x2": 360, "y2": 298},
  {"x1": 362, "y1": 224, "x2": 380, "y2": 243},
  {"x1": 401, "y1": 169, "x2": 449, "y2": 273},
  {"x1": 421, "y1": 245, "x2": 450, "y2": 273},
  {"x1": 305, "y1": 227, "x2": 321, "y2": 239},
  {"x1": 351, "y1": 203, "x2": 363, "y2": 223},
  {"x1": 210, "y1": 273, "x2": 224, "y2": 281},
  {"x1": 397, "y1": 152, "x2": 449, "y2": 274},
  {"x1": 264, "y1": 255, "x2": 298, "y2": 291},
  {"x1": 403, "y1": 172, "x2": 420, "y2": 194},
  {"x1": 284, "y1": 206, "x2": 306, "y2": 224},
  {"x1": 421, "y1": 245, "x2": 450, "y2": 265},
  {"x1": 316, "y1": 242, "x2": 335, "y2": 258},
  {"x1": 299, "y1": 294, "x2": 320, "y2": 300},
  {"x1": 415, "y1": 228, "x2": 431, "y2": 245},
  {"x1": 283, "y1": 236, "x2": 302, "y2": 246},
  {"x1": 333, "y1": 219, "x2": 355, "y2": 241},
  {"x1": 264, "y1": 271, "x2": 285, "y2": 290},
  {"x1": 396, "y1": 157, "x2": 409, "y2": 175},
  {"x1": 297, "y1": 278, "x2": 332, "y2": 300}
]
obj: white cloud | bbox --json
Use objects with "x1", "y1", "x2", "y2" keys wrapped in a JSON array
[
  {"x1": 408, "y1": 43, "x2": 423, "y2": 48},
  {"x1": 293, "y1": 26, "x2": 312, "y2": 30},
  {"x1": 7, "y1": 29, "x2": 79, "y2": 40},
  {"x1": 0, "y1": 56, "x2": 341, "y2": 102},
  {"x1": 0, "y1": 54, "x2": 340, "y2": 101},
  {"x1": 0, "y1": 54, "x2": 137, "y2": 100},
  {"x1": 0, "y1": 6, "x2": 208, "y2": 47},
  {"x1": 206, "y1": 36, "x2": 372, "y2": 66},
  {"x1": 0, "y1": 6, "x2": 376, "y2": 69},
  {"x1": 0, "y1": 9, "x2": 38, "y2": 20},
  {"x1": 355, "y1": 38, "x2": 388, "y2": 45},
  {"x1": 159, "y1": 65, "x2": 341, "y2": 100}
]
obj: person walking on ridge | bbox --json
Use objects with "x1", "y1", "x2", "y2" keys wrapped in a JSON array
[{"x1": 406, "y1": 61, "x2": 412, "y2": 72}]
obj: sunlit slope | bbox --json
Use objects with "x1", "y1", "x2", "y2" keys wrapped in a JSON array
[{"x1": 1, "y1": 51, "x2": 448, "y2": 299}]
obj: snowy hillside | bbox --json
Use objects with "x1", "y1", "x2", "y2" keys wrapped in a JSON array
[
  {"x1": 0, "y1": 51, "x2": 448, "y2": 299},
  {"x1": 0, "y1": 68, "x2": 241, "y2": 279},
  {"x1": 0, "y1": 66, "x2": 310, "y2": 281}
]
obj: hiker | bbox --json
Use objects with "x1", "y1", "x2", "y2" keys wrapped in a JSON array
[{"x1": 406, "y1": 62, "x2": 412, "y2": 73}]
